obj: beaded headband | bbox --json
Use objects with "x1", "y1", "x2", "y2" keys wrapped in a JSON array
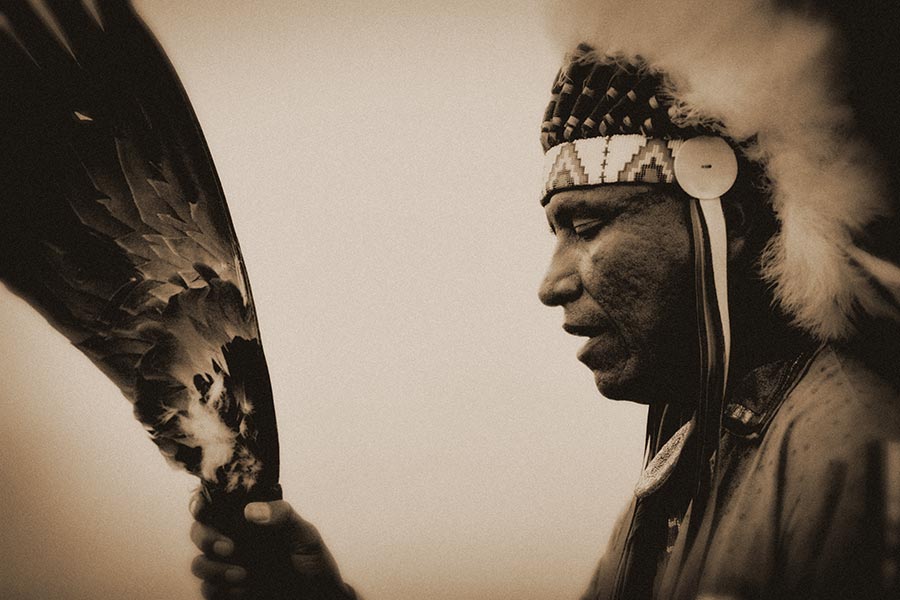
[{"x1": 540, "y1": 135, "x2": 681, "y2": 205}]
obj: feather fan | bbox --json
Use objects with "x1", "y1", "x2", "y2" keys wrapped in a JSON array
[{"x1": 0, "y1": 0, "x2": 282, "y2": 525}]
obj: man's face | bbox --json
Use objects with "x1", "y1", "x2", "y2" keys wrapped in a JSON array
[{"x1": 539, "y1": 184, "x2": 699, "y2": 404}]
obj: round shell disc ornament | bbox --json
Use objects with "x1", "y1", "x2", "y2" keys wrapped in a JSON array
[{"x1": 674, "y1": 137, "x2": 738, "y2": 199}]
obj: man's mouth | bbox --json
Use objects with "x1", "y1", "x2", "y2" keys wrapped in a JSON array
[
  {"x1": 563, "y1": 323, "x2": 609, "y2": 365},
  {"x1": 576, "y1": 336, "x2": 608, "y2": 365},
  {"x1": 562, "y1": 323, "x2": 604, "y2": 337}
]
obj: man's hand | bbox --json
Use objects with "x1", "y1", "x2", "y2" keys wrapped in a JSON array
[{"x1": 189, "y1": 492, "x2": 357, "y2": 599}]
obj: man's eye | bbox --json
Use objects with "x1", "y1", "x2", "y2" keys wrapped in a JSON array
[{"x1": 572, "y1": 219, "x2": 606, "y2": 240}]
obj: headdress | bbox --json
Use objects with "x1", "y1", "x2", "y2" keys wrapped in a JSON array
[{"x1": 542, "y1": 0, "x2": 900, "y2": 341}]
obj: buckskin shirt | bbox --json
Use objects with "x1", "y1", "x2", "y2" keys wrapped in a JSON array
[{"x1": 581, "y1": 344, "x2": 900, "y2": 600}]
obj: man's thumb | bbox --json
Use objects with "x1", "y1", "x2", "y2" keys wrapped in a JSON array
[{"x1": 244, "y1": 500, "x2": 290, "y2": 526}]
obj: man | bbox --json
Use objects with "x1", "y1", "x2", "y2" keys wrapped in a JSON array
[{"x1": 191, "y1": 0, "x2": 900, "y2": 598}]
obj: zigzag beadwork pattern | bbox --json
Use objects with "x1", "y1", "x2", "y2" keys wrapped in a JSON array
[{"x1": 541, "y1": 135, "x2": 684, "y2": 204}]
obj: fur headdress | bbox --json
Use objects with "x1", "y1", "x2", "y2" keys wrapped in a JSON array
[{"x1": 544, "y1": 0, "x2": 900, "y2": 341}]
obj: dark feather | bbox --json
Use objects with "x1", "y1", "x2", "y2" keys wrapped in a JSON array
[{"x1": 0, "y1": 0, "x2": 279, "y2": 495}]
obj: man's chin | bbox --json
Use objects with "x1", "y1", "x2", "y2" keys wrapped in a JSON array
[{"x1": 591, "y1": 368, "x2": 654, "y2": 405}]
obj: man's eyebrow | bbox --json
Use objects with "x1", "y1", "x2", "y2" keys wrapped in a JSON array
[{"x1": 550, "y1": 186, "x2": 658, "y2": 218}]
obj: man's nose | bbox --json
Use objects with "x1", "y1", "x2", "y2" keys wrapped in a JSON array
[{"x1": 538, "y1": 250, "x2": 581, "y2": 306}]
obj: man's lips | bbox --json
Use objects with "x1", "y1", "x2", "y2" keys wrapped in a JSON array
[
  {"x1": 563, "y1": 323, "x2": 609, "y2": 364},
  {"x1": 562, "y1": 322, "x2": 605, "y2": 337}
]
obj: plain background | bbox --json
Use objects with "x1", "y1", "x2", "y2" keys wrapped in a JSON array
[{"x1": 0, "y1": 1, "x2": 648, "y2": 598}]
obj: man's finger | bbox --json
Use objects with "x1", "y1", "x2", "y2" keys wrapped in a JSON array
[
  {"x1": 189, "y1": 520, "x2": 235, "y2": 558},
  {"x1": 244, "y1": 499, "x2": 287, "y2": 526},
  {"x1": 245, "y1": 500, "x2": 328, "y2": 549},
  {"x1": 189, "y1": 488, "x2": 219, "y2": 525},
  {"x1": 191, "y1": 554, "x2": 247, "y2": 585},
  {"x1": 199, "y1": 581, "x2": 217, "y2": 600},
  {"x1": 189, "y1": 489, "x2": 206, "y2": 518},
  {"x1": 245, "y1": 500, "x2": 318, "y2": 537}
]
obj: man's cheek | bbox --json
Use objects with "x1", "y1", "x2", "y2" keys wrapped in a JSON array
[{"x1": 588, "y1": 247, "x2": 660, "y2": 322}]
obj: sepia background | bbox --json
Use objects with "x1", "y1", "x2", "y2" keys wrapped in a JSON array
[{"x1": 0, "y1": 1, "x2": 647, "y2": 598}]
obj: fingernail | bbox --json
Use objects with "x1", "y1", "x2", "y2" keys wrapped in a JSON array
[
  {"x1": 224, "y1": 567, "x2": 246, "y2": 583},
  {"x1": 245, "y1": 503, "x2": 271, "y2": 523},
  {"x1": 189, "y1": 498, "x2": 199, "y2": 518},
  {"x1": 213, "y1": 539, "x2": 233, "y2": 557}
]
